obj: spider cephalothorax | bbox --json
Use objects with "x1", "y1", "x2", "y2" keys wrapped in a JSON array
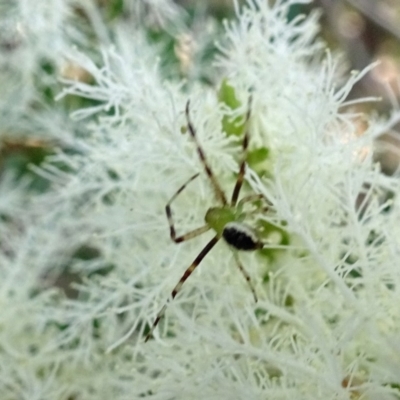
[{"x1": 145, "y1": 97, "x2": 271, "y2": 342}]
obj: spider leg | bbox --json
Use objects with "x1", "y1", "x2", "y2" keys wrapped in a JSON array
[
  {"x1": 185, "y1": 101, "x2": 228, "y2": 206},
  {"x1": 232, "y1": 251, "x2": 258, "y2": 303},
  {"x1": 230, "y1": 95, "x2": 253, "y2": 207},
  {"x1": 237, "y1": 194, "x2": 264, "y2": 207},
  {"x1": 166, "y1": 173, "x2": 211, "y2": 243},
  {"x1": 145, "y1": 235, "x2": 220, "y2": 342},
  {"x1": 237, "y1": 194, "x2": 272, "y2": 216}
]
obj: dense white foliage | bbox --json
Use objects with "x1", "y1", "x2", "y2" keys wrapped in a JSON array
[{"x1": 1, "y1": 0, "x2": 400, "y2": 399}]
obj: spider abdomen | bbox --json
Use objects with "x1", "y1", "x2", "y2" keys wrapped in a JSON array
[{"x1": 222, "y1": 222, "x2": 262, "y2": 251}]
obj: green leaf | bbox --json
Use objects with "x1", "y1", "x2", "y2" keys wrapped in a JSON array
[{"x1": 218, "y1": 79, "x2": 245, "y2": 137}]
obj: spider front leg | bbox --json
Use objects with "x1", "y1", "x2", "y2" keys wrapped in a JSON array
[
  {"x1": 166, "y1": 172, "x2": 210, "y2": 243},
  {"x1": 145, "y1": 235, "x2": 220, "y2": 342},
  {"x1": 186, "y1": 101, "x2": 228, "y2": 206},
  {"x1": 231, "y1": 95, "x2": 253, "y2": 207}
]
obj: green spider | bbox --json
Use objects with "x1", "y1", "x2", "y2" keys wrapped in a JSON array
[{"x1": 145, "y1": 97, "x2": 276, "y2": 342}]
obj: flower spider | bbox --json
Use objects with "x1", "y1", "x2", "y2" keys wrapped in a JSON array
[{"x1": 145, "y1": 96, "x2": 272, "y2": 342}]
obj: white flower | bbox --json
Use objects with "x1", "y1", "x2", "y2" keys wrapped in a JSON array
[{"x1": 2, "y1": 0, "x2": 400, "y2": 399}]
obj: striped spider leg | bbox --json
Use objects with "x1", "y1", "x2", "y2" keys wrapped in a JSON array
[{"x1": 145, "y1": 97, "x2": 265, "y2": 342}]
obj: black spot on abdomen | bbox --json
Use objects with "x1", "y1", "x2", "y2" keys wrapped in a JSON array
[{"x1": 222, "y1": 223, "x2": 261, "y2": 251}]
